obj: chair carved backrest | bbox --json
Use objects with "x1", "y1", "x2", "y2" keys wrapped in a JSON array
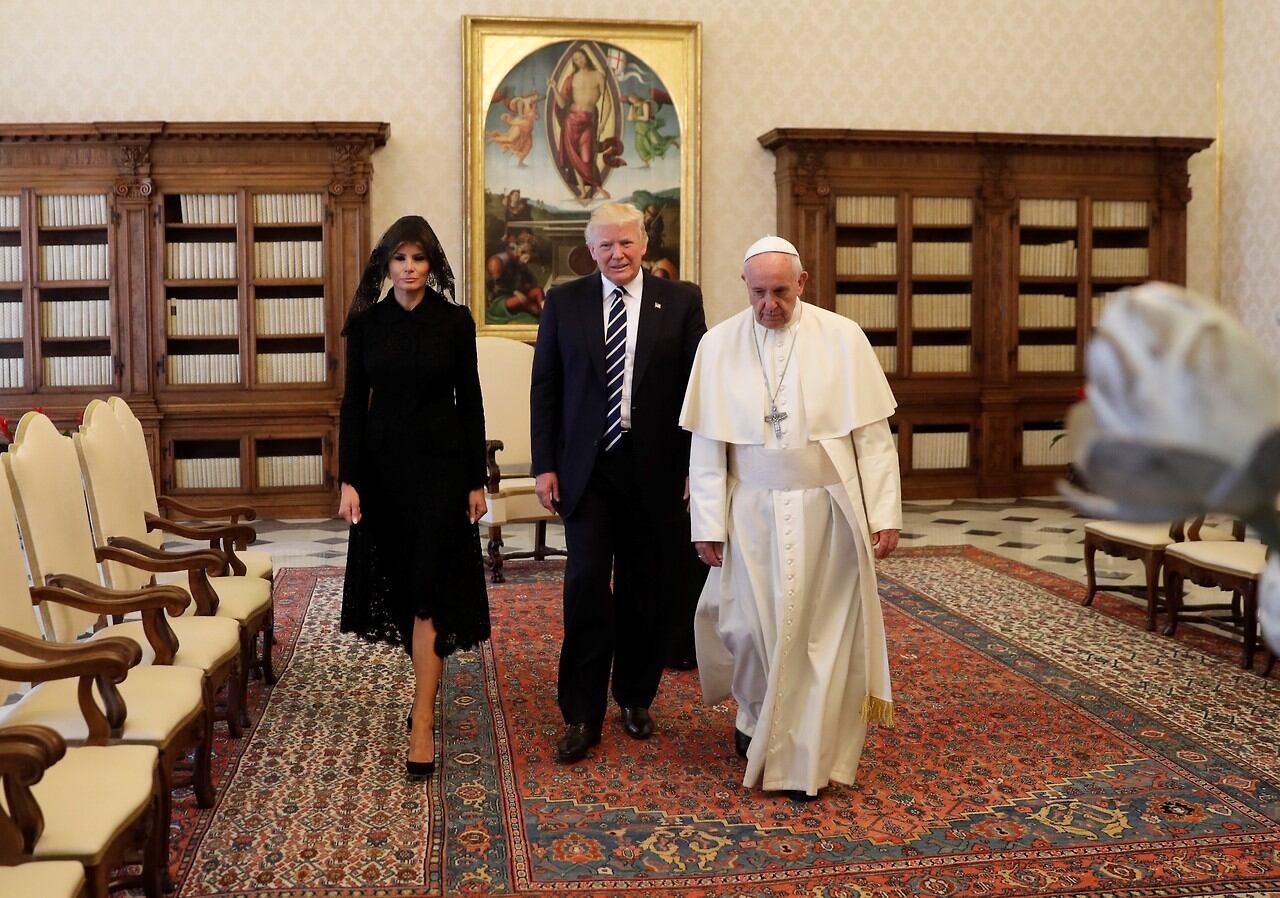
[
  {"x1": 2, "y1": 412, "x2": 104, "y2": 642},
  {"x1": 476, "y1": 336, "x2": 535, "y2": 469},
  {"x1": 107, "y1": 397, "x2": 164, "y2": 552},
  {"x1": 74, "y1": 400, "x2": 153, "y2": 592},
  {"x1": 0, "y1": 468, "x2": 47, "y2": 700}
]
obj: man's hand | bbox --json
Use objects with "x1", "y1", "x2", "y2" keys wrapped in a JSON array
[
  {"x1": 695, "y1": 540, "x2": 723, "y2": 567},
  {"x1": 535, "y1": 472, "x2": 561, "y2": 514},
  {"x1": 872, "y1": 529, "x2": 899, "y2": 560},
  {"x1": 683, "y1": 476, "x2": 691, "y2": 512},
  {"x1": 339, "y1": 483, "x2": 361, "y2": 525}
]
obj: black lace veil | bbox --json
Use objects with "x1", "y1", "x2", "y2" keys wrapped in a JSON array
[{"x1": 344, "y1": 215, "x2": 457, "y2": 330}]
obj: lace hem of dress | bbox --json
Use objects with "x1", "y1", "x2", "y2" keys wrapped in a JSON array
[{"x1": 339, "y1": 520, "x2": 490, "y2": 658}]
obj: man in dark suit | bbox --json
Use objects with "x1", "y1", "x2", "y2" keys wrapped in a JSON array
[{"x1": 531, "y1": 202, "x2": 706, "y2": 763}]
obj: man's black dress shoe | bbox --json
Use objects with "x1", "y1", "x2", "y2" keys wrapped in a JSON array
[
  {"x1": 783, "y1": 789, "x2": 819, "y2": 803},
  {"x1": 620, "y1": 706, "x2": 654, "y2": 739},
  {"x1": 733, "y1": 727, "x2": 751, "y2": 759},
  {"x1": 667, "y1": 657, "x2": 698, "y2": 671},
  {"x1": 555, "y1": 723, "x2": 602, "y2": 763}
]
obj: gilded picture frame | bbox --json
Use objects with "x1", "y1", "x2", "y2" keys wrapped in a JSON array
[{"x1": 464, "y1": 16, "x2": 702, "y2": 340}]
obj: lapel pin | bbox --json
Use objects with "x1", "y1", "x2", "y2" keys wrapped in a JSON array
[{"x1": 654, "y1": 302, "x2": 662, "y2": 309}]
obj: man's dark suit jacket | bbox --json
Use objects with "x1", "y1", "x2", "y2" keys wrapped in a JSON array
[{"x1": 530, "y1": 270, "x2": 705, "y2": 519}]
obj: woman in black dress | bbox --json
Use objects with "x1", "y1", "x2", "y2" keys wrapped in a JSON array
[{"x1": 338, "y1": 215, "x2": 490, "y2": 780}]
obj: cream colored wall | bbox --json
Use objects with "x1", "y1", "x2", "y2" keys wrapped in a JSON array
[
  {"x1": 0, "y1": 0, "x2": 1217, "y2": 324},
  {"x1": 1222, "y1": 0, "x2": 1280, "y2": 368}
]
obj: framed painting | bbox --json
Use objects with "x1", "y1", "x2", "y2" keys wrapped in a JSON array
[{"x1": 464, "y1": 16, "x2": 701, "y2": 339}]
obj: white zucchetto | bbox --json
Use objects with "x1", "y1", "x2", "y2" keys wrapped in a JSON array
[{"x1": 743, "y1": 235, "x2": 800, "y2": 263}]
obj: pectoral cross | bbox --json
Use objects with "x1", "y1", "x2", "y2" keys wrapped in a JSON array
[{"x1": 764, "y1": 405, "x2": 788, "y2": 440}]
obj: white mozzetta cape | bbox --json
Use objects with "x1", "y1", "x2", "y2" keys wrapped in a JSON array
[
  {"x1": 679, "y1": 302, "x2": 900, "y2": 731},
  {"x1": 680, "y1": 303, "x2": 896, "y2": 445}
]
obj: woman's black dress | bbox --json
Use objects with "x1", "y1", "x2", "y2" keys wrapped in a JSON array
[{"x1": 338, "y1": 289, "x2": 490, "y2": 657}]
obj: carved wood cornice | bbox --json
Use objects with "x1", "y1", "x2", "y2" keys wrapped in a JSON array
[
  {"x1": 0, "y1": 122, "x2": 390, "y2": 147},
  {"x1": 760, "y1": 128, "x2": 1213, "y2": 156}
]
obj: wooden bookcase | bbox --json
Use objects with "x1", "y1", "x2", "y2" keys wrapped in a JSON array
[
  {"x1": 0, "y1": 122, "x2": 388, "y2": 516},
  {"x1": 760, "y1": 128, "x2": 1212, "y2": 499}
]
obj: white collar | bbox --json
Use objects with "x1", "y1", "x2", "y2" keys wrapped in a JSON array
[{"x1": 602, "y1": 271, "x2": 643, "y2": 300}]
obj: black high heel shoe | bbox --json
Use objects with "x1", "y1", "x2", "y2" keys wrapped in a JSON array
[{"x1": 405, "y1": 758, "x2": 435, "y2": 781}]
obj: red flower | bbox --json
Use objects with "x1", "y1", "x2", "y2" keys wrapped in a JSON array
[
  {"x1": 1075, "y1": 385, "x2": 1087, "y2": 400},
  {"x1": 0, "y1": 416, "x2": 11, "y2": 443}
]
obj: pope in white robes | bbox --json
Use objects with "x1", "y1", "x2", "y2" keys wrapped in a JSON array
[{"x1": 680, "y1": 236, "x2": 902, "y2": 799}]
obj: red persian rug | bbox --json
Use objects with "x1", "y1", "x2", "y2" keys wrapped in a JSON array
[{"x1": 162, "y1": 548, "x2": 1280, "y2": 897}]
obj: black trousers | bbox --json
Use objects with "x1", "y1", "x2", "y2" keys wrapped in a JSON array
[{"x1": 558, "y1": 435, "x2": 674, "y2": 725}]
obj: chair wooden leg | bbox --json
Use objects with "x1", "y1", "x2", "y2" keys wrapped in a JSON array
[
  {"x1": 146, "y1": 771, "x2": 167, "y2": 898},
  {"x1": 1083, "y1": 540, "x2": 1099, "y2": 606},
  {"x1": 1163, "y1": 567, "x2": 1182, "y2": 637},
  {"x1": 1243, "y1": 584, "x2": 1258, "y2": 671},
  {"x1": 225, "y1": 647, "x2": 244, "y2": 736},
  {"x1": 155, "y1": 748, "x2": 177, "y2": 894},
  {"x1": 487, "y1": 525, "x2": 506, "y2": 584},
  {"x1": 261, "y1": 609, "x2": 278, "y2": 684},
  {"x1": 534, "y1": 520, "x2": 549, "y2": 561},
  {"x1": 236, "y1": 627, "x2": 253, "y2": 732},
  {"x1": 1142, "y1": 553, "x2": 1161, "y2": 632},
  {"x1": 194, "y1": 691, "x2": 217, "y2": 809},
  {"x1": 87, "y1": 861, "x2": 110, "y2": 898}
]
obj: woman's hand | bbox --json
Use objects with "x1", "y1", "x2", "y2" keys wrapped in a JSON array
[
  {"x1": 339, "y1": 483, "x2": 361, "y2": 525},
  {"x1": 468, "y1": 488, "x2": 488, "y2": 525}
]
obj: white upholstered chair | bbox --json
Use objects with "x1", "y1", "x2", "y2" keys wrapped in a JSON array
[
  {"x1": 1, "y1": 411, "x2": 220, "y2": 822},
  {"x1": 107, "y1": 396, "x2": 274, "y2": 584},
  {"x1": 76, "y1": 399, "x2": 272, "y2": 727},
  {"x1": 475, "y1": 336, "x2": 565, "y2": 582},
  {"x1": 0, "y1": 860, "x2": 86, "y2": 898},
  {"x1": 1082, "y1": 517, "x2": 1237, "y2": 631},
  {"x1": 1163, "y1": 520, "x2": 1273, "y2": 672},
  {"x1": 0, "y1": 724, "x2": 162, "y2": 897}
]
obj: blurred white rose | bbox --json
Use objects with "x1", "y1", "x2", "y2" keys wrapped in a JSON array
[
  {"x1": 1260, "y1": 556, "x2": 1280, "y2": 655},
  {"x1": 1062, "y1": 282, "x2": 1280, "y2": 524},
  {"x1": 1062, "y1": 282, "x2": 1280, "y2": 655}
]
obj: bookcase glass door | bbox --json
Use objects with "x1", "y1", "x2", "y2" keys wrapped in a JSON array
[
  {"x1": 36, "y1": 193, "x2": 116, "y2": 391},
  {"x1": 162, "y1": 191, "x2": 244, "y2": 389},
  {"x1": 250, "y1": 192, "x2": 328, "y2": 389},
  {"x1": 0, "y1": 193, "x2": 24, "y2": 390},
  {"x1": 909, "y1": 195, "x2": 973, "y2": 377},
  {"x1": 833, "y1": 194, "x2": 899, "y2": 374}
]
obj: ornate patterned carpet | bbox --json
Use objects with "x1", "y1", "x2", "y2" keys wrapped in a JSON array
[{"x1": 163, "y1": 548, "x2": 1280, "y2": 897}]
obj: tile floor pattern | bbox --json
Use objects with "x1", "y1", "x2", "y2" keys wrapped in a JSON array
[{"x1": 177, "y1": 498, "x2": 1240, "y2": 612}]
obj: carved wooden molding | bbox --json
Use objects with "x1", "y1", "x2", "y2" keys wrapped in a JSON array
[
  {"x1": 329, "y1": 142, "x2": 372, "y2": 197},
  {"x1": 760, "y1": 128, "x2": 1213, "y2": 156},
  {"x1": 0, "y1": 122, "x2": 390, "y2": 146}
]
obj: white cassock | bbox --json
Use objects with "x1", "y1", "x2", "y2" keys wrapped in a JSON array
[{"x1": 679, "y1": 302, "x2": 901, "y2": 795}]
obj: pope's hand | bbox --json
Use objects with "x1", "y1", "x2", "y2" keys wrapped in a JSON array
[
  {"x1": 872, "y1": 529, "x2": 898, "y2": 559},
  {"x1": 695, "y1": 540, "x2": 723, "y2": 567}
]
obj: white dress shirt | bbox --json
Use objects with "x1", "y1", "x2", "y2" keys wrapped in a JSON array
[{"x1": 601, "y1": 273, "x2": 642, "y2": 429}]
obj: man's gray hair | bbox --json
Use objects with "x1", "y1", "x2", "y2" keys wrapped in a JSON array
[{"x1": 585, "y1": 202, "x2": 646, "y2": 243}]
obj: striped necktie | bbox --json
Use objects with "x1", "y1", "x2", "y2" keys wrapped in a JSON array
[{"x1": 603, "y1": 286, "x2": 627, "y2": 451}]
